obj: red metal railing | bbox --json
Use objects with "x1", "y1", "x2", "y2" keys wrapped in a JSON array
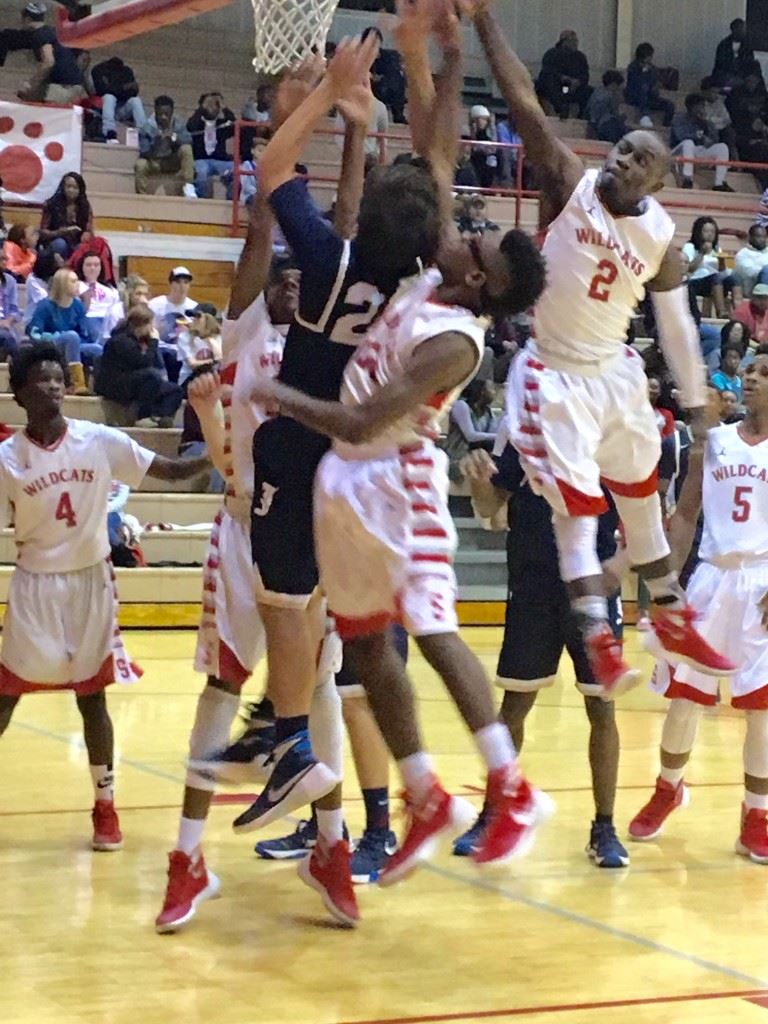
[{"x1": 229, "y1": 119, "x2": 768, "y2": 237}]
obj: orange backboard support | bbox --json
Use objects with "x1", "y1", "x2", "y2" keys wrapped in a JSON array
[{"x1": 57, "y1": 0, "x2": 237, "y2": 48}]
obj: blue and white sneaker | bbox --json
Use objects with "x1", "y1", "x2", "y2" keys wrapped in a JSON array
[
  {"x1": 232, "y1": 730, "x2": 339, "y2": 833},
  {"x1": 255, "y1": 817, "x2": 317, "y2": 860},
  {"x1": 188, "y1": 722, "x2": 276, "y2": 787},
  {"x1": 587, "y1": 819, "x2": 630, "y2": 868},
  {"x1": 350, "y1": 828, "x2": 398, "y2": 884},
  {"x1": 451, "y1": 809, "x2": 487, "y2": 857}
]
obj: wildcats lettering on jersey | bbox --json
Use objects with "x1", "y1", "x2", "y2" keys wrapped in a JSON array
[
  {"x1": 574, "y1": 227, "x2": 646, "y2": 277},
  {"x1": 711, "y1": 463, "x2": 768, "y2": 483},
  {"x1": 23, "y1": 468, "x2": 95, "y2": 496}
]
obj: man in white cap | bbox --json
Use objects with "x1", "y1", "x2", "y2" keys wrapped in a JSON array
[{"x1": 148, "y1": 267, "x2": 198, "y2": 380}]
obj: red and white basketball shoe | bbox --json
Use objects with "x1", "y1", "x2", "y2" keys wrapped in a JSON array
[
  {"x1": 91, "y1": 800, "x2": 123, "y2": 851},
  {"x1": 736, "y1": 805, "x2": 768, "y2": 864},
  {"x1": 472, "y1": 767, "x2": 554, "y2": 866},
  {"x1": 297, "y1": 835, "x2": 359, "y2": 926},
  {"x1": 585, "y1": 624, "x2": 641, "y2": 698},
  {"x1": 628, "y1": 776, "x2": 689, "y2": 841},
  {"x1": 646, "y1": 606, "x2": 736, "y2": 677},
  {"x1": 378, "y1": 777, "x2": 475, "y2": 888},
  {"x1": 155, "y1": 850, "x2": 221, "y2": 933}
]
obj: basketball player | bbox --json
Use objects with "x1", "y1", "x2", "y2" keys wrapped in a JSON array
[
  {"x1": 155, "y1": 59, "x2": 377, "y2": 930},
  {"x1": 0, "y1": 344, "x2": 208, "y2": 852},
  {"x1": 629, "y1": 348, "x2": 768, "y2": 862},
  {"x1": 248, "y1": 14, "x2": 552, "y2": 881},
  {"x1": 455, "y1": 435, "x2": 630, "y2": 868},
  {"x1": 461, "y1": 0, "x2": 734, "y2": 692}
]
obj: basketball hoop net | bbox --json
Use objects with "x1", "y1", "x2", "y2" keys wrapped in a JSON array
[{"x1": 251, "y1": 0, "x2": 340, "y2": 75}]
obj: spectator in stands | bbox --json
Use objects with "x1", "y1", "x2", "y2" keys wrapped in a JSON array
[
  {"x1": 732, "y1": 284, "x2": 768, "y2": 344},
  {"x1": 148, "y1": 266, "x2": 197, "y2": 381},
  {"x1": 722, "y1": 318, "x2": 751, "y2": 357},
  {"x1": 719, "y1": 388, "x2": 743, "y2": 423},
  {"x1": 536, "y1": 29, "x2": 591, "y2": 120},
  {"x1": 443, "y1": 378, "x2": 499, "y2": 483},
  {"x1": 364, "y1": 26, "x2": 406, "y2": 124},
  {"x1": 735, "y1": 224, "x2": 768, "y2": 297},
  {"x1": 712, "y1": 18, "x2": 755, "y2": 89},
  {"x1": 456, "y1": 195, "x2": 499, "y2": 236},
  {"x1": 91, "y1": 55, "x2": 145, "y2": 143},
  {"x1": 102, "y1": 273, "x2": 150, "y2": 339},
  {"x1": 23, "y1": 248, "x2": 63, "y2": 327},
  {"x1": 74, "y1": 250, "x2": 120, "y2": 344},
  {"x1": 494, "y1": 115, "x2": 521, "y2": 185},
  {"x1": 4, "y1": 223, "x2": 38, "y2": 281},
  {"x1": 467, "y1": 105, "x2": 498, "y2": 189},
  {"x1": 96, "y1": 305, "x2": 182, "y2": 428},
  {"x1": 682, "y1": 216, "x2": 733, "y2": 317},
  {"x1": 237, "y1": 136, "x2": 267, "y2": 206},
  {"x1": 0, "y1": 248, "x2": 23, "y2": 358},
  {"x1": 177, "y1": 304, "x2": 222, "y2": 389},
  {"x1": 625, "y1": 43, "x2": 674, "y2": 128},
  {"x1": 188, "y1": 92, "x2": 236, "y2": 199},
  {"x1": 647, "y1": 375, "x2": 676, "y2": 437},
  {"x1": 586, "y1": 70, "x2": 627, "y2": 143},
  {"x1": 671, "y1": 92, "x2": 733, "y2": 192},
  {"x1": 135, "y1": 96, "x2": 195, "y2": 199},
  {"x1": 454, "y1": 136, "x2": 480, "y2": 189},
  {"x1": 726, "y1": 64, "x2": 768, "y2": 188},
  {"x1": 39, "y1": 172, "x2": 93, "y2": 259},
  {"x1": 27, "y1": 266, "x2": 101, "y2": 387},
  {"x1": 700, "y1": 77, "x2": 737, "y2": 157},
  {"x1": 9, "y1": 2, "x2": 85, "y2": 104},
  {"x1": 242, "y1": 84, "x2": 274, "y2": 125},
  {"x1": 711, "y1": 343, "x2": 744, "y2": 402}
]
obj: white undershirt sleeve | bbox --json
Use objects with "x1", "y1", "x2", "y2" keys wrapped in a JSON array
[{"x1": 651, "y1": 285, "x2": 707, "y2": 409}]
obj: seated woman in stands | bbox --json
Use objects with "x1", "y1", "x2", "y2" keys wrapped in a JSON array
[
  {"x1": 96, "y1": 304, "x2": 182, "y2": 428},
  {"x1": 176, "y1": 304, "x2": 222, "y2": 390},
  {"x1": 74, "y1": 250, "x2": 121, "y2": 345},
  {"x1": 682, "y1": 216, "x2": 740, "y2": 318},
  {"x1": 4, "y1": 224, "x2": 38, "y2": 281},
  {"x1": 23, "y1": 249, "x2": 64, "y2": 329},
  {"x1": 443, "y1": 378, "x2": 499, "y2": 484},
  {"x1": 27, "y1": 267, "x2": 103, "y2": 391},
  {"x1": 38, "y1": 173, "x2": 93, "y2": 259}
]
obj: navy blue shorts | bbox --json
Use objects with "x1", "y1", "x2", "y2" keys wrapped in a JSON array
[
  {"x1": 496, "y1": 571, "x2": 623, "y2": 696},
  {"x1": 335, "y1": 625, "x2": 409, "y2": 697},
  {"x1": 251, "y1": 416, "x2": 329, "y2": 606}
]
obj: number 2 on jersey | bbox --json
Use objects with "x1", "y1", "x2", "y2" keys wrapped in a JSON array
[
  {"x1": 732, "y1": 485, "x2": 752, "y2": 523},
  {"x1": 588, "y1": 259, "x2": 618, "y2": 302},
  {"x1": 55, "y1": 491, "x2": 77, "y2": 529}
]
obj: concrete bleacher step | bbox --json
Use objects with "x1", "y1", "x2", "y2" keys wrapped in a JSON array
[
  {"x1": 454, "y1": 517, "x2": 506, "y2": 550},
  {"x1": 0, "y1": 394, "x2": 183, "y2": 429},
  {"x1": 454, "y1": 549, "x2": 507, "y2": 587},
  {"x1": 125, "y1": 492, "x2": 220, "y2": 524},
  {"x1": 0, "y1": 526, "x2": 211, "y2": 565}
]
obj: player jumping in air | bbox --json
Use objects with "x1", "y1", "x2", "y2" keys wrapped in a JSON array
[{"x1": 462, "y1": 0, "x2": 735, "y2": 694}]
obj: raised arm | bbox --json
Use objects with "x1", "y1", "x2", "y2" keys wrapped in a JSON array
[
  {"x1": 461, "y1": 0, "x2": 582, "y2": 209},
  {"x1": 395, "y1": 0, "x2": 437, "y2": 157},
  {"x1": 333, "y1": 75, "x2": 374, "y2": 239},
  {"x1": 228, "y1": 192, "x2": 273, "y2": 319},
  {"x1": 186, "y1": 372, "x2": 227, "y2": 476}
]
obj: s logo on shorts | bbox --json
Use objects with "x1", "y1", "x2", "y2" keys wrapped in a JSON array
[{"x1": 254, "y1": 482, "x2": 279, "y2": 518}]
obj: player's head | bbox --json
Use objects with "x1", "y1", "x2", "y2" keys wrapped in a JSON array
[
  {"x1": 10, "y1": 343, "x2": 68, "y2": 413},
  {"x1": 266, "y1": 255, "x2": 300, "y2": 326},
  {"x1": 742, "y1": 345, "x2": 768, "y2": 412},
  {"x1": 436, "y1": 228, "x2": 547, "y2": 320},
  {"x1": 356, "y1": 163, "x2": 442, "y2": 297},
  {"x1": 722, "y1": 343, "x2": 742, "y2": 376},
  {"x1": 597, "y1": 131, "x2": 669, "y2": 212}
]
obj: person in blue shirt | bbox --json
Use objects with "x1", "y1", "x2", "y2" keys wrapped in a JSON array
[
  {"x1": 27, "y1": 267, "x2": 102, "y2": 387},
  {"x1": 457, "y1": 432, "x2": 630, "y2": 869},
  {"x1": 711, "y1": 343, "x2": 744, "y2": 403}
]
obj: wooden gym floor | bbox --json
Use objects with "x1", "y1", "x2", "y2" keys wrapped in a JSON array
[{"x1": 3, "y1": 626, "x2": 768, "y2": 1024}]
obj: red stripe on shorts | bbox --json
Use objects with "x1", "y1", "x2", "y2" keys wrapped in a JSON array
[
  {"x1": 555, "y1": 477, "x2": 609, "y2": 516},
  {"x1": 412, "y1": 503, "x2": 438, "y2": 513},
  {"x1": 412, "y1": 553, "x2": 451, "y2": 563},
  {"x1": 413, "y1": 527, "x2": 449, "y2": 538},
  {"x1": 663, "y1": 676, "x2": 718, "y2": 707},
  {"x1": 602, "y1": 469, "x2": 659, "y2": 499}
]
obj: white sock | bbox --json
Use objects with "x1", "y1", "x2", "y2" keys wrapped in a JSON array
[
  {"x1": 744, "y1": 790, "x2": 768, "y2": 811},
  {"x1": 659, "y1": 764, "x2": 685, "y2": 786},
  {"x1": 176, "y1": 816, "x2": 207, "y2": 856},
  {"x1": 398, "y1": 751, "x2": 435, "y2": 799},
  {"x1": 474, "y1": 722, "x2": 517, "y2": 771},
  {"x1": 90, "y1": 764, "x2": 114, "y2": 803},
  {"x1": 316, "y1": 807, "x2": 344, "y2": 844}
]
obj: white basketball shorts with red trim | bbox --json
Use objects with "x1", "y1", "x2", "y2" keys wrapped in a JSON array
[
  {"x1": 507, "y1": 344, "x2": 661, "y2": 516},
  {"x1": 0, "y1": 561, "x2": 141, "y2": 695},
  {"x1": 194, "y1": 506, "x2": 267, "y2": 688},
  {"x1": 651, "y1": 559, "x2": 768, "y2": 710},
  {"x1": 314, "y1": 445, "x2": 459, "y2": 640}
]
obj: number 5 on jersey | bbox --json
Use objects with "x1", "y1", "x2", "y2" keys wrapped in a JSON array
[
  {"x1": 588, "y1": 259, "x2": 618, "y2": 302},
  {"x1": 55, "y1": 491, "x2": 77, "y2": 528},
  {"x1": 733, "y1": 485, "x2": 752, "y2": 523}
]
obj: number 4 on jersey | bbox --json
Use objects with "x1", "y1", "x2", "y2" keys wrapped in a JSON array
[
  {"x1": 588, "y1": 259, "x2": 619, "y2": 302},
  {"x1": 55, "y1": 491, "x2": 77, "y2": 528}
]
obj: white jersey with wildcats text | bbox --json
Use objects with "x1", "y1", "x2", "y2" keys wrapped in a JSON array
[
  {"x1": 219, "y1": 294, "x2": 286, "y2": 516},
  {"x1": 336, "y1": 268, "x2": 486, "y2": 460},
  {"x1": 0, "y1": 420, "x2": 154, "y2": 573},
  {"x1": 535, "y1": 170, "x2": 675, "y2": 365},
  {"x1": 700, "y1": 424, "x2": 768, "y2": 566}
]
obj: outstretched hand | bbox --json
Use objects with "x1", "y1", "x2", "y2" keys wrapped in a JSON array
[
  {"x1": 326, "y1": 34, "x2": 380, "y2": 101},
  {"x1": 187, "y1": 369, "x2": 223, "y2": 411},
  {"x1": 337, "y1": 77, "x2": 375, "y2": 129},
  {"x1": 454, "y1": 0, "x2": 492, "y2": 19},
  {"x1": 272, "y1": 54, "x2": 326, "y2": 130}
]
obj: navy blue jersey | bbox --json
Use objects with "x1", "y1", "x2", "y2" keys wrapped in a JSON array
[
  {"x1": 492, "y1": 443, "x2": 618, "y2": 578},
  {"x1": 270, "y1": 178, "x2": 384, "y2": 400}
]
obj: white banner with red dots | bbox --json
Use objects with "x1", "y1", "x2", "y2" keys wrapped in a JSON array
[{"x1": 0, "y1": 102, "x2": 83, "y2": 205}]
